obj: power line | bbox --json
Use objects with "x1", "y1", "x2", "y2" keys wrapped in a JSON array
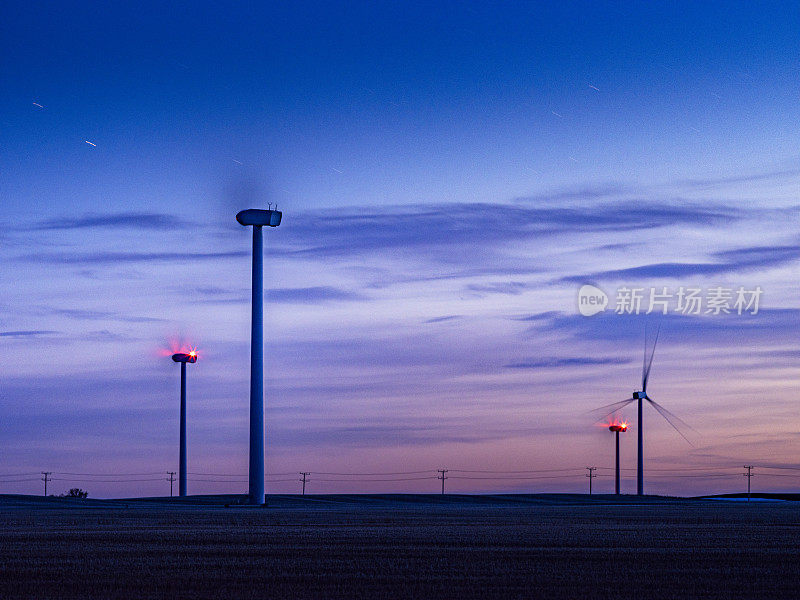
[
  {"x1": 449, "y1": 474, "x2": 600, "y2": 481},
  {"x1": 609, "y1": 465, "x2": 800, "y2": 474},
  {"x1": 449, "y1": 468, "x2": 584, "y2": 474},
  {"x1": 54, "y1": 472, "x2": 166, "y2": 477},
  {"x1": 597, "y1": 466, "x2": 741, "y2": 472},
  {"x1": 311, "y1": 476, "x2": 437, "y2": 482},
  {"x1": 751, "y1": 465, "x2": 800, "y2": 471},
  {"x1": 185, "y1": 478, "x2": 248, "y2": 483},
  {"x1": 187, "y1": 472, "x2": 299, "y2": 477},
  {"x1": 7, "y1": 463, "x2": 800, "y2": 497},
  {"x1": 51, "y1": 477, "x2": 166, "y2": 483},
  {"x1": 187, "y1": 478, "x2": 297, "y2": 483},
  {"x1": 309, "y1": 470, "x2": 436, "y2": 476},
  {"x1": 639, "y1": 473, "x2": 741, "y2": 479}
]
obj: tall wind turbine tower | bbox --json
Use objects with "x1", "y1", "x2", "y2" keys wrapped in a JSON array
[
  {"x1": 171, "y1": 350, "x2": 197, "y2": 497},
  {"x1": 237, "y1": 207, "x2": 282, "y2": 505}
]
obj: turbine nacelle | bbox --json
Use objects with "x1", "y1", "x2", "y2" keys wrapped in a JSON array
[
  {"x1": 172, "y1": 352, "x2": 197, "y2": 363},
  {"x1": 236, "y1": 209, "x2": 282, "y2": 227},
  {"x1": 609, "y1": 424, "x2": 628, "y2": 432},
  {"x1": 633, "y1": 391, "x2": 647, "y2": 400}
]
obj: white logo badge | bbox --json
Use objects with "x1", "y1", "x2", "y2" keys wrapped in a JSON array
[{"x1": 578, "y1": 284, "x2": 608, "y2": 316}]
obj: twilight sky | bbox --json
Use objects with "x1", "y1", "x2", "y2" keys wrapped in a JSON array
[{"x1": 1, "y1": 2, "x2": 799, "y2": 498}]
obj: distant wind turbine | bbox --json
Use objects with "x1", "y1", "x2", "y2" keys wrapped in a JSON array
[
  {"x1": 593, "y1": 324, "x2": 696, "y2": 495},
  {"x1": 608, "y1": 421, "x2": 628, "y2": 495},
  {"x1": 171, "y1": 349, "x2": 197, "y2": 497}
]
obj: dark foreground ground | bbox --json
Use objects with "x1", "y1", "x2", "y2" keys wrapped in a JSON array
[{"x1": 2, "y1": 493, "x2": 800, "y2": 599}]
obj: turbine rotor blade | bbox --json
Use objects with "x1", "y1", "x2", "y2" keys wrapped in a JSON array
[
  {"x1": 643, "y1": 321, "x2": 662, "y2": 393},
  {"x1": 646, "y1": 397, "x2": 697, "y2": 446},
  {"x1": 588, "y1": 398, "x2": 636, "y2": 423}
]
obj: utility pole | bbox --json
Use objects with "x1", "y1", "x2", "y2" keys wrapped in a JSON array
[
  {"x1": 586, "y1": 467, "x2": 597, "y2": 495},
  {"x1": 743, "y1": 465, "x2": 754, "y2": 501},
  {"x1": 167, "y1": 472, "x2": 176, "y2": 497},
  {"x1": 41, "y1": 472, "x2": 52, "y2": 496},
  {"x1": 300, "y1": 472, "x2": 309, "y2": 495},
  {"x1": 437, "y1": 469, "x2": 448, "y2": 494}
]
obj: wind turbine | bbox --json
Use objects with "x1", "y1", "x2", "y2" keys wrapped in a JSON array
[
  {"x1": 593, "y1": 325, "x2": 695, "y2": 495},
  {"x1": 171, "y1": 350, "x2": 197, "y2": 497},
  {"x1": 237, "y1": 207, "x2": 281, "y2": 505},
  {"x1": 608, "y1": 421, "x2": 627, "y2": 495}
]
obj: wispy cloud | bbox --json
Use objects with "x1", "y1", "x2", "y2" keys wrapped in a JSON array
[
  {"x1": 33, "y1": 213, "x2": 190, "y2": 231},
  {"x1": 757, "y1": 349, "x2": 800, "y2": 359},
  {"x1": 511, "y1": 311, "x2": 562, "y2": 322},
  {"x1": 20, "y1": 251, "x2": 248, "y2": 264},
  {"x1": 424, "y1": 315, "x2": 462, "y2": 324},
  {"x1": 0, "y1": 330, "x2": 58, "y2": 337},
  {"x1": 561, "y1": 244, "x2": 800, "y2": 284},
  {"x1": 519, "y1": 309, "x2": 800, "y2": 347},
  {"x1": 50, "y1": 308, "x2": 164, "y2": 323},
  {"x1": 713, "y1": 245, "x2": 800, "y2": 268},
  {"x1": 561, "y1": 262, "x2": 731, "y2": 283},
  {"x1": 275, "y1": 201, "x2": 741, "y2": 260},
  {"x1": 266, "y1": 286, "x2": 365, "y2": 303},
  {"x1": 514, "y1": 183, "x2": 630, "y2": 203},
  {"x1": 465, "y1": 282, "x2": 528, "y2": 295},
  {"x1": 196, "y1": 286, "x2": 366, "y2": 305},
  {"x1": 193, "y1": 286, "x2": 242, "y2": 296},
  {"x1": 270, "y1": 420, "x2": 540, "y2": 448},
  {"x1": 679, "y1": 167, "x2": 800, "y2": 188},
  {"x1": 77, "y1": 330, "x2": 134, "y2": 342},
  {"x1": 504, "y1": 356, "x2": 632, "y2": 369}
]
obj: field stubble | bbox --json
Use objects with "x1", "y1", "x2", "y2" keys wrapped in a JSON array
[{"x1": 1, "y1": 497, "x2": 799, "y2": 599}]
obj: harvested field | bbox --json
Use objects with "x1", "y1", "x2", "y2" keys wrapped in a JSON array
[{"x1": 1, "y1": 494, "x2": 799, "y2": 599}]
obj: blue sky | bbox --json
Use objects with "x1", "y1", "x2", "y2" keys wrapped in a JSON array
[{"x1": 1, "y1": 2, "x2": 799, "y2": 497}]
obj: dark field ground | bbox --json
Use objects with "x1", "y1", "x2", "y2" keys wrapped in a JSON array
[{"x1": 2, "y1": 494, "x2": 800, "y2": 599}]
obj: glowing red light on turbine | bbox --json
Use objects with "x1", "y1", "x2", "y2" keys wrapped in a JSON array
[{"x1": 157, "y1": 336, "x2": 200, "y2": 361}]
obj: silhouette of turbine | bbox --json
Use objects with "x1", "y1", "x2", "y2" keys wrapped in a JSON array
[
  {"x1": 593, "y1": 325, "x2": 696, "y2": 495},
  {"x1": 172, "y1": 350, "x2": 197, "y2": 497}
]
